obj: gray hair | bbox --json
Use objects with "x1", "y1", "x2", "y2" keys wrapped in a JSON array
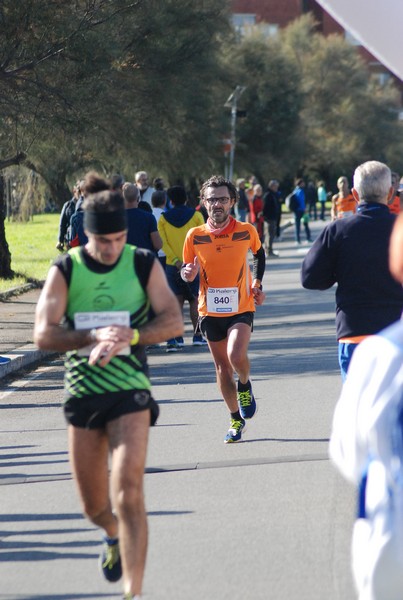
[
  {"x1": 135, "y1": 170, "x2": 147, "y2": 182},
  {"x1": 122, "y1": 182, "x2": 139, "y2": 204},
  {"x1": 353, "y1": 161, "x2": 391, "y2": 203}
]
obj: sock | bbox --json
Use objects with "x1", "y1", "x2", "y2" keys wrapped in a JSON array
[
  {"x1": 104, "y1": 535, "x2": 119, "y2": 546},
  {"x1": 237, "y1": 379, "x2": 251, "y2": 392},
  {"x1": 231, "y1": 410, "x2": 242, "y2": 421}
]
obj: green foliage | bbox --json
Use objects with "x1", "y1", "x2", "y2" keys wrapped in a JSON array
[
  {"x1": 1, "y1": 4, "x2": 403, "y2": 205},
  {"x1": 226, "y1": 29, "x2": 302, "y2": 179},
  {"x1": 281, "y1": 15, "x2": 403, "y2": 184},
  {"x1": 219, "y1": 14, "x2": 403, "y2": 187},
  {"x1": 1, "y1": 0, "x2": 232, "y2": 200}
]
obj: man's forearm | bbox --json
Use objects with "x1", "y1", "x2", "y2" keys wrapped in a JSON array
[
  {"x1": 35, "y1": 309, "x2": 184, "y2": 353},
  {"x1": 252, "y1": 246, "x2": 266, "y2": 282},
  {"x1": 34, "y1": 324, "x2": 94, "y2": 352}
]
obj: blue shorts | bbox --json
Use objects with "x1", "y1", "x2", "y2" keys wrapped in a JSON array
[
  {"x1": 166, "y1": 265, "x2": 199, "y2": 299},
  {"x1": 338, "y1": 341, "x2": 358, "y2": 381}
]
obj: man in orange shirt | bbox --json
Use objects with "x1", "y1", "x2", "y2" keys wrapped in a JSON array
[
  {"x1": 331, "y1": 176, "x2": 357, "y2": 220},
  {"x1": 388, "y1": 171, "x2": 401, "y2": 215},
  {"x1": 181, "y1": 175, "x2": 266, "y2": 443}
]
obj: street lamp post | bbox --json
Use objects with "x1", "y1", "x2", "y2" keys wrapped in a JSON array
[{"x1": 224, "y1": 85, "x2": 246, "y2": 182}]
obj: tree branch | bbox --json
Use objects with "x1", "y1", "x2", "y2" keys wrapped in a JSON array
[{"x1": 0, "y1": 152, "x2": 27, "y2": 171}]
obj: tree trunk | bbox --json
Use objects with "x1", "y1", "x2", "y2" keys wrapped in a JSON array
[
  {"x1": 23, "y1": 159, "x2": 72, "y2": 209},
  {"x1": 48, "y1": 178, "x2": 72, "y2": 209},
  {"x1": 0, "y1": 175, "x2": 14, "y2": 279}
]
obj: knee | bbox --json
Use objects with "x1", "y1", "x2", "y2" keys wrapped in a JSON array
[
  {"x1": 215, "y1": 362, "x2": 234, "y2": 384},
  {"x1": 83, "y1": 499, "x2": 110, "y2": 524},
  {"x1": 228, "y1": 348, "x2": 246, "y2": 372},
  {"x1": 115, "y1": 479, "x2": 144, "y2": 519}
]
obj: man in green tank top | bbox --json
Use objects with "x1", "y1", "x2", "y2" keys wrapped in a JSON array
[{"x1": 34, "y1": 172, "x2": 183, "y2": 600}]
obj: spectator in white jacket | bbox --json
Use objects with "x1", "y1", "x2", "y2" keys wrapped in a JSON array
[
  {"x1": 135, "y1": 171, "x2": 155, "y2": 208},
  {"x1": 329, "y1": 211, "x2": 403, "y2": 600}
]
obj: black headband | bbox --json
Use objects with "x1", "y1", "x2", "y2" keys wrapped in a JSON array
[{"x1": 84, "y1": 209, "x2": 127, "y2": 234}]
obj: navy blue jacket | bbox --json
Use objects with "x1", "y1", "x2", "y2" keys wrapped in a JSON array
[
  {"x1": 126, "y1": 208, "x2": 158, "y2": 252},
  {"x1": 263, "y1": 189, "x2": 281, "y2": 221},
  {"x1": 301, "y1": 203, "x2": 403, "y2": 339},
  {"x1": 69, "y1": 208, "x2": 88, "y2": 246},
  {"x1": 58, "y1": 198, "x2": 76, "y2": 244}
]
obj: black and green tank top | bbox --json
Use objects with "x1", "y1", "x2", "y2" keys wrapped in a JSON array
[{"x1": 60, "y1": 245, "x2": 153, "y2": 399}]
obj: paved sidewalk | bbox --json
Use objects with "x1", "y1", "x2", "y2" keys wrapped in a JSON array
[{"x1": 0, "y1": 284, "x2": 55, "y2": 381}]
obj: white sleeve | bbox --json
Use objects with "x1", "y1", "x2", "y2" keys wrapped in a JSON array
[{"x1": 329, "y1": 334, "x2": 403, "y2": 485}]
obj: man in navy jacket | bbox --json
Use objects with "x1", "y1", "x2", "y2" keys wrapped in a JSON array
[{"x1": 301, "y1": 160, "x2": 403, "y2": 380}]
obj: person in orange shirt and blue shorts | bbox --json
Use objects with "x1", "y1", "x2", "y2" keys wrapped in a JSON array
[
  {"x1": 181, "y1": 175, "x2": 266, "y2": 443},
  {"x1": 331, "y1": 176, "x2": 357, "y2": 220}
]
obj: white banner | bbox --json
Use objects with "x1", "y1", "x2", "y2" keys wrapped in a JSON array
[{"x1": 316, "y1": 0, "x2": 403, "y2": 81}]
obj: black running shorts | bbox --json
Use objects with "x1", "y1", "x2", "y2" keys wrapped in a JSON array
[
  {"x1": 199, "y1": 311, "x2": 254, "y2": 342},
  {"x1": 64, "y1": 389, "x2": 159, "y2": 429}
]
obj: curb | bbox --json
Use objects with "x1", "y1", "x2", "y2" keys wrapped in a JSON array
[
  {"x1": 0, "y1": 344, "x2": 57, "y2": 381},
  {"x1": 0, "y1": 283, "x2": 49, "y2": 380},
  {"x1": 0, "y1": 281, "x2": 43, "y2": 302}
]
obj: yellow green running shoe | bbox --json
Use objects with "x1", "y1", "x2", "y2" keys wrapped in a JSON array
[
  {"x1": 100, "y1": 536, "x2": 122, "y2": 582},
  {"x1": 238, "y1": 380, "x2": 257, "y2": 419},
  {"x1": 224, "y1": 418, "x2": 246, "y2": 443}
]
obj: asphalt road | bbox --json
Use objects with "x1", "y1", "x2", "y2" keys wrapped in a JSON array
[{"x1": 0, "y1": 220, "x2": 357, "y2": 600}]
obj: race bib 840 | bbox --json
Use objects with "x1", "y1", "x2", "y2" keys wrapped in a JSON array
[{"x1": 207, "y1": 287, "x2": 238, "y2": 314}]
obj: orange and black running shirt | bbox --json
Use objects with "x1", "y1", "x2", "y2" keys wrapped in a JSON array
[
  {"x1": 336, "y1": 194, "x2": 357, "y2": 218},
  {"x1": 183, "y1": 217, "x2": 262, "y2": 317},
  {"x1": 389, "y1": 195, "x2": 401, "y2": 215}
]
